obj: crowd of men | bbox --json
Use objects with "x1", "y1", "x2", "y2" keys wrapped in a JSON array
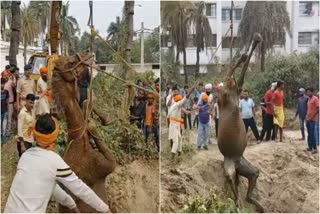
[
  {"x1": 129, "y1": 78, "x2": 160, "y2": 152},
  {"x1": 164, "y1": 80, "x2": 319, "y2": 159}
]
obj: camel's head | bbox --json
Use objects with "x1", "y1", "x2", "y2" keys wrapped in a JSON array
[{"x1": 54, "y1": 50, "x2": 94, "y2": 82}]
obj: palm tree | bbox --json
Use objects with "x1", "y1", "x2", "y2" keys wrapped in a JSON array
[
  {"x1": 59, "y1": 1, "x2": 80, "y2": 55},
  {"x1": 238, "y1": 1, "x2": 290, "y2": 71},
  {"x1": 190, "y1": 1, "x2": 212, "y2": 78},
  {"x1": 161, "y1": 1, "x2": 193, "y2": 84},
  {"x1": 8, "y1": 1, "x2": 21, "y2": 66},
  {"x1": 1, "y1": 1, "x2": 12, "y2": 41},
  {"x1": 107, "y1": 16, "x2": 121, "y2": 50}
]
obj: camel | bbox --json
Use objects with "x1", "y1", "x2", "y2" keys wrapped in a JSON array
[
  {"x1": 217, "y1": 33, "x2": 265, "y2": 212},
  {"x1": 52, "y1": 50, "x2": 116, "y2": 212}
]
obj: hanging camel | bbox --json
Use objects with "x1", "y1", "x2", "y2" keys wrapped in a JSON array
[
  {"x1": 52, "y1": 50, "x2": 116, "y2": 212},
  {"x1": 217, "y1": 33, "x2": 265, "y2": 212}
]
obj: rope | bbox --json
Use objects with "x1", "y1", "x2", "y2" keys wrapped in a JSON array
[{"x1": 209, "y1": 26, "x2": 232, "y2": 64}]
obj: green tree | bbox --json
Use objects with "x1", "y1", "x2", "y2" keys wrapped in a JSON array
[
  {"x1": 161, "y1": 1, "x2": 193, "y2": 84},
  {"x1": 107, "y1": 16, "x2": 121, "y2": 50},
  {"x1": 131, "y1": 27, "x2": 160, "y2": 63},
  {"x1": 29, "y1": 1, "x2": 50, "y2": 35},
  {"x1": 20, "y1": 4, "x2": 40, "y2": 64},
  {"x1": 59, "y1": 1, "x2": 80, "y2": 55},
  {"x1": 190, "y1": 1, "x2": 212, "y2": 78},
  {"x1": 1, "y1": 1, "x2": 12, "y2": 41},
  {"x1": 9, "y1": 1, "x2": 21, "y2": 66},
  {"x1": 238, "y1": 1, "x2": 290, "y2": 72}
]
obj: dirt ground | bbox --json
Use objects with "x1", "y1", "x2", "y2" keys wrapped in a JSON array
[
  {"x1": 1, "y1": 137, "x2": 159, "y2": 213},
  {"x1": 160, "y1": 110, "x2": 319, "y2": 213}
]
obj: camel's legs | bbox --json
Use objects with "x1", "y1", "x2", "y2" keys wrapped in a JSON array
[{"x1": 237, "y1": 156, "x2": 265, "y2": 213}]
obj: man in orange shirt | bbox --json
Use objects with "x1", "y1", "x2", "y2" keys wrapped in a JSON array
[
  {"x1": 145, "y1": 93, "x2": 155, "y2": 147},
  {"x1": 272, "y1": 80, "x2": 285, "y2": 142},
  {"x1": 306, "y1": 87, "x2": 319, "y2": 154}
]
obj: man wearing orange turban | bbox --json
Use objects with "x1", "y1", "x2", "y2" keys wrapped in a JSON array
[
  {"x1": 36, "y1": 66, "x2": 50, "y2": 116},
  {"x1": 167, "y1": 87, "x2": 195, "y2": 160},
  {"x1": 5, "y1": 114, "x2": 111, "y2": 213}
]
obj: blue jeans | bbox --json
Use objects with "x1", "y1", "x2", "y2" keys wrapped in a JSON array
[
  {"x1": 197, "y1": 122, "x2": 209, "y2": 147},
  {"x1": 299, "y1": 117, "x2": 305, "y2": 139},
  {"x1": 306, "y1": 120, "x2": 317, "y2": 150},
  {"x1": 315, "y1": 119, "x2": 319, "y2": 145}
]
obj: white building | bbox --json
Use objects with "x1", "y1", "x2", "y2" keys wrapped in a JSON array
[{"x1": 161, "y1": 0, "x2": 320, "y2": 74}]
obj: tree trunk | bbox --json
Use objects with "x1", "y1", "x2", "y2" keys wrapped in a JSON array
[
  {"x1": 195, "y1": 47, "x2": 200, "y2": 78},
  {"x1": 260, "y1": 41, "x2": 265, "y2": 72},
  {"x1": 23, "y1": 38, "x2": 27, "y2": 65},
  {"x1": 9, "y1": 1, "x2": 21, "y2": 66},
  {"x1": 1, "y1": 13, "x2": 5, "y2": 41},
  {"x1": 183, "y1": 48, "x2": 188, "y2": 84},
  {"x1": 175, "y1": 50, "x2": 179, "y2": 63}
]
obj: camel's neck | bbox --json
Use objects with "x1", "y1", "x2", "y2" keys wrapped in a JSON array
[{"x1": 53, "y1": 74, "x2": 85, "y2": 138}]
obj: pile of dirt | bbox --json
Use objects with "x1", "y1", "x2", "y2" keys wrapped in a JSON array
[
  {"x1": 161, "y1": 123, "x2": 319, "y2": 213},
  {"x1": 105, "y1": 159, "x2": 160, "y2": 212}
]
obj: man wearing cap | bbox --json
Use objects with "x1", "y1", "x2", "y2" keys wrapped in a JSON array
[
  {"x1": 145, "y1": 93, "x2": 156, "y2": 146},
  {"x1": 5, "y1": 114, "x2": 111, "y2": 213},
  {"x1": 167, "y1": 87, "x2": 195, "y2": 159},
  {"x1": 195, "y1": 93, "x2": 211, "y2": 150},
  {"x1": 260, "y1": 82, "x2": 277, "y2": 141},
  {"x1": 16, "y1": 64, "x2": 35, "y2": 111},
  {"x1": 17, "y1": 93, "x2": 36, "y2": 157},
  {"x1": 36, "y1": 66, "x2": 50, "y2": 116},
  {"x1": 294, "y1": 88, "x2": 308, "y2": 140}
]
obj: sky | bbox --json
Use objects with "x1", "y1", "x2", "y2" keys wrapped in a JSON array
[
  {"x1": 21, "y1": 0, "x2": 160, "y2": 38},
  {"x1": 68, "y1": 0, "x2": 160, "y2": 37}
]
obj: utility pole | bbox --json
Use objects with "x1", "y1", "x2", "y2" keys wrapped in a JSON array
[
  {"x1": 140, "y1": 22, "x2": 144, "y2": 71},
  {"x1": 230, "y1": 0, "x2": 234, "y2": 63}
]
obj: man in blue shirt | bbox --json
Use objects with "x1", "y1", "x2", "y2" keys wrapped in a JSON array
[
  {"x1": 294, "y1": 88, "x2": 308, "y2": 140},
  {"x1": 183, "y1": 85, "x2": 192, "y2": 129},
  {"x1": 194, "y1": 82, "x2": 203, "y2": 99},
  {"x1": 195, "y1": 94, "x2": 211, "y2": 150},
  {"x1": 239, "y1": 90, "x2": 261, "y2": 143}
]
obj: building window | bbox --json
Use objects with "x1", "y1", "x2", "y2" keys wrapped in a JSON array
[
  {"x1": 222, "y1": 37, "x2": 239, "y2": 48},
  {"x1": 161, "y1": 35, "x2": 169, "y2": 47},
  {"x1": 222, "y1": 8, "x2": 242, "y2": 21},
  {"x1": 207, "y1": 34, "x2": 217, "y2": 47},
  {"x1": 299, "y1": 1, "x2": 318, "y2": 16},
  {"x1": 206, "y1": 3, "x2": 216, "y2": 17},
  {"x1": 235, "y1": 8, "x2": 242, "y2": 20},
  {"x1": 222, "y1": 9, "x2": 230, "y2": 21},
  {"x1": 187, "y1": 34, "x2": 195, "y2": 47},
  {"x1": 298, "y1": 32, "x2": 312, "y2": 44}
]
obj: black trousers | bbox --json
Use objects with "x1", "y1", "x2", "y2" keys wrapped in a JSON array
[
  {"x1": 183, "y1": 112, "x2": 192, "y2": 129},
  {"x1": 215, "y1": 118, "x2": 219, "y2": 137},
  {"x1": 243, "y1": 117, "x2": 260, "y2": 141},
  {"x1": 260, "y1": 113, "x2": 274, "y2": 141},
  {"x1": 193, "y1": 115, "x2": 199, "y2": 128},
  {"x1": 17, "y1": 140, "x2": 33, "y2": 157}
]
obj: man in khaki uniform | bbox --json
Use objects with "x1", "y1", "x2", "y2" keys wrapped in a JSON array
[
  {"x1": 16, "y1": 64, "x2": 35, "y2": 111},
  {"x1": 17, "y1": 94, "x2": 36, "y2": 157}
]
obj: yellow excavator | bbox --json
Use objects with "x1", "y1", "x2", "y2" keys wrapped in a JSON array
[{"x1": 27, "y1": 1, "x2": 62, "y2": 103}]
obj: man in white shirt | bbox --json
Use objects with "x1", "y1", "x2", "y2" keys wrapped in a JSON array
[
  {"x1": 168, "y1": 87, "x2": 194, "y2": 160},
  {"x1": 35, "y1": 66, "x2": 50, "y2": 116},
  {"x1": 5, "y1": 114, "x2": 111, "y2": 213}
]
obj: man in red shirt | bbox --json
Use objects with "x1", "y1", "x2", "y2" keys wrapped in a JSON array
[
  {"x1": 260, "y1": 82, "x2": 277, "y2": 141},
  {"x1": 306, "y1": 87, "x2": 319, "y2": 154},
  {"x1": 272, "y1": 80, "x2": 285, "y2": 142}
]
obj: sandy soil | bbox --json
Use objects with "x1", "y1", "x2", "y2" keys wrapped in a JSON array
[{"x1": 160, "y1": 113, "x2": 319, "y2": 213}]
